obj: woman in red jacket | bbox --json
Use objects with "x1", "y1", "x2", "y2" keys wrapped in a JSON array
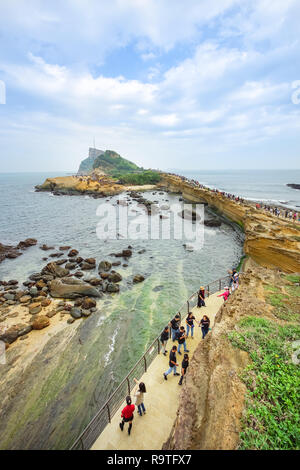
[{"x1": 119, "y1": 395, "x2": 135, "y2": 435}]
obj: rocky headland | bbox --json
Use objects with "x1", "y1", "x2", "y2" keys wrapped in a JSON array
[{"x1": 287, "y1": 183, "x2": 300, "y2": 190}]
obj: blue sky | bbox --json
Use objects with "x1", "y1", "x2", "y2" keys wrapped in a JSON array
[{"x1": 0, "y1": 0, "x2": 300, "y2": 172}]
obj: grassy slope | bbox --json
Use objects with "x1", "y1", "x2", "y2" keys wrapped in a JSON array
[
  {"x1": 92, "y1": 150, "x2": 162, "y2": 185},
  {"x1": 229, "y1": 274, "x2": 300, "y2": 450}
]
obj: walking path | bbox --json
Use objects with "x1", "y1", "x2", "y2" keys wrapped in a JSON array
[{"x1": 91, "y1": 291, "x2": 224, "y2": 450}]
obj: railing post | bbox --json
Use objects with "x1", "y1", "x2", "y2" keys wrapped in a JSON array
[
  {"x1": 157, "y1": 338, "x2": 161, "y2": 354},
  {"x1": 80, "y1": 437, "x2": 84, "y2": 450},
  {"x1": 143, "y1": 355, "x2": 147, "y2": 372},
  {"x1": 187, "y1": 301, "x2": 189, "y2": 313},
  {"x1": 126, "y1": 377, "x2": 130, "y2": 395},
  {"x1": 107, "y1": 403, "x2": 111, "y2": 423},
  {"x1": 219, "y1": 279, "x2": 221, "y2": 291},
  {"x1": 207, "y1": 285, "x2": 210, "y2": 297}
]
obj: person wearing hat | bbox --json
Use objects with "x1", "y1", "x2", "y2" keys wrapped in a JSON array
[
  {"x1": 218, "y1": 287, "x2": 230, "y2": 301},
  {"x1": 197, "y1": 286, "x2": 206, "y2": 308}
]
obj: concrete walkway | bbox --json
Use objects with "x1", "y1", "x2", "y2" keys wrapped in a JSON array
[{"x1": 91, "y1": 291, "x2": 224, "y2": 450}]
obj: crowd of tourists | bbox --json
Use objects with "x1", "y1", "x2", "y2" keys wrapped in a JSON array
[
  {"x1": 119, "y1": 268, "x2": 239, "y2": 436},
  {"x1": 166, "y1": 172, "x2": 300, "y2": 223}
]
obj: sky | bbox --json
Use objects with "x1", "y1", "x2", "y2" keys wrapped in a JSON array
[{"x1": 0, "y1": 0, "x2": 300, "y2": 172}]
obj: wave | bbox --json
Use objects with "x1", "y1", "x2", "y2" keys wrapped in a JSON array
[{"x1": 103, "y1": 327, "x2": 119, "y2": 366}]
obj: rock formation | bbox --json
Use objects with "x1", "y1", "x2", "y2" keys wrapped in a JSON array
[{"x1": 159, "y1": 174, "x2": 300, "y2": 273}]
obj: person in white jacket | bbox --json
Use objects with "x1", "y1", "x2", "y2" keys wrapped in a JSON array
[{"x1": 133, "y1": 378, "x2": 147, "y2": 416}]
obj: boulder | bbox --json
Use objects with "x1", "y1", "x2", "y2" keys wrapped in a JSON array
[
  {"x1": 204, "y1": 219, "x2": 222, "y2": 227},
  {"x1": 49, "y1": 278, "x2": 101, "y2": 299},
  {"x1": 42, "y1": 262, "x2": 69, "y2": 278},
  {"x1": 133, "y1": 274, "x2": 145, "y2": 283},
  {"x1": 106, "y1": 283, "x2": 120, "y2": 293},
  {"x1": 31, "y1": 316, "x2": 50, "y2": 330},
  {"x1": 59, "y1": 246, "x2": 71, "y2": 251},
  {"x1": 85, "y1": 258, "x2": 96, "y2": 266},
  {"x1": 70, "y1": 307, "x2": 82, "y2": 319},
  {"x1": 40, "y1": 244, "x2": 54, "y2": 251},
  {"x1": 108, "y1": 272, "x2": 122, "y2": 283},
  {"x1": 81, "y1": 297, "x2": 96, "y2": 310},
  {"x1": 0, "y1": 326, "x2": 19, "y2": 344},
  {"x1": 81, "y1": 262, "x2": 95, "y2": 270},
  {"x1": 29, "y1": 304, "x2": 42, "y2": 315},
  {"x1": 20, "y1": 295, "x2": 32, "y2": 303},
  {"x1": 18, "y1": 238, "x2": 37, "y2": 249},
  {"x1": 87, "y1": 278, "x2": 102, "y2": 286},
  {"x1": 41, "y1": 298, "x2": 52, "y2": 307},
  {"x1": 81, "y1": 309, "x2": 92, "y2": 317},
  {"x1": 98, "y1": 261, "x2": 112, "y2": 272},
  {"x1": 65, "y1": 262, "x2": 77, "y2": 270},
  {"x1": 68, "y1": 249, "x2": 79, "y2": 257},
  {"x1": 100, "y1": 272, "x2": 110, "y2": 280}
]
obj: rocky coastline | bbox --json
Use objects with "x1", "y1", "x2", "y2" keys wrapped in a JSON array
[
  {"x1": 287, "y1": 183, "x2": 300, "y2": 190},
  {"x1": 1, "y1": 170, "x2": 299, "y2": 450}
]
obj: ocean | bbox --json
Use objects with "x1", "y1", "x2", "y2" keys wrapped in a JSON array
[
  {"x1": 0, "y1": 168, "x2": 297, "y2": 449},
  {"x1": 176, "y1": 169, "x2": 300, "y2": 210},
  {"x1": 0, "y1": 170, "x2": 244, "y2": 449}
]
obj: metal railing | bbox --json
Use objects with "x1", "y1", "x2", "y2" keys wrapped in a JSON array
[{"x1": 70, "y1": 274, "x2": 232, "y2": 450}]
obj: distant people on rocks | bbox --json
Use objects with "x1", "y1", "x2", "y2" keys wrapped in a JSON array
[
  {"x1": 160, "y1": 325, "x2": 169, "y2": 356},
  {"x1": 199, "y1": 315, "x2": 210, "y2": 339},
  {"x1": 177, "y1": 326, "x2": 189, "y2": 355},
  {"x1": 178, "y1": 353, "x2": 189, "y2": 386},
  {"x1": 170, "y1": 314, "x2": 181, "y2": 342},
  {"x1": 197, "y1": 286, "x2": 206, "y2": 307},
  {"x1": 133, "y1": 378, "x2": 146, "y2": 416},
  {"x1": 119, "y1": 395, "x2": 135, "y2": 435},
  {"x1": 163, "y1": 345, "x2": 180, "y2": 380},
  {"x1": 218, "y1": 287, "x2": 230, "y2": 301}
]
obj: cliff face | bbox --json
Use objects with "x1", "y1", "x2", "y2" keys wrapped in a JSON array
[
  {"x1": 77, "y1": 148, "x2": 104, "y2": 175},
  {"x1": 159, "y1": 174, "x2": 300, "y2": 273},
  {"x1": 35, "y1": 175, "x2": 125, "y2": 196},
  {"x1": 163, "y1": 262, "x2": 288, "y2": 450}
]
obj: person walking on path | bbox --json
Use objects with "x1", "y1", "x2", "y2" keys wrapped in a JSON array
[
  {"x1": 218, "y1": 287, "x2": 230, "y2": 301},
  {"x1": 178, "y1": 353, "x2": 189, "y2": 385},
  {"x1": 170, "y1": 314, "x2": 181, "y2": 342},
  {"x1": 199, "y1": 315, "x2": 210, "y2": 339},
  {"x1": 197, "y1": 286, "x2": 206, "y2": 307},
  {"x1": 119, "y1": 395, "x2": 135, "y2": 435},
  {"x1": 133, "y1": 378, "x2": 147, "y2": 416},
  {"x1": 186, "y1": 312, "x2": 196, "y2": 339},
  {"x1": 177, "y1": 326, "x2": 189, "y2": 354},
  {"x1": 163, "y1": 345, "x2": 180, "y2": 380},
  {"x1": 160, "y1": 326, "x2": 169, "y2": 355}
]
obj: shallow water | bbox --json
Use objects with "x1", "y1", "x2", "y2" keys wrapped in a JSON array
[{"x1": 0, "y1": 172, "x2": 243, "y2": 449}]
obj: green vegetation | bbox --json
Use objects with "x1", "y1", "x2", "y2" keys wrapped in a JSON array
[
  {"x1": 112, "y1": 170, "x2": 162, "y2": 185},
  {"x1": 93, "y1": 150, "x2": 140, "y2": 174},
  {"x1": 292, "y1": 236, "x2": 300, "y2": 242},
  {"x1": 236, "y1": 255, "x2": 247, "y2": 272},
  {"x1": 229, "y1": 316, "x2": 300, "y2": 450}
]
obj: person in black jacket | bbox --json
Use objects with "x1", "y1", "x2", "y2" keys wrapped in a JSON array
[
  {"x1": 170, "y1": 314, "x2": 181, "y2": 341},
  {"x1": 160, "y1": 326, "x2": 169, "y2": 356},
  {"x1": 163, "y1": 345, "x2": 180, "y2": 380},
  {"x1": 178, "y1": 353, "x2": 189, "y2": 385}
]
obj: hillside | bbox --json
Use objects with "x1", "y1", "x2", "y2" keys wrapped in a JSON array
[{"x1": 92, "y1": 149, "x2": 140, "y2": 175}]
